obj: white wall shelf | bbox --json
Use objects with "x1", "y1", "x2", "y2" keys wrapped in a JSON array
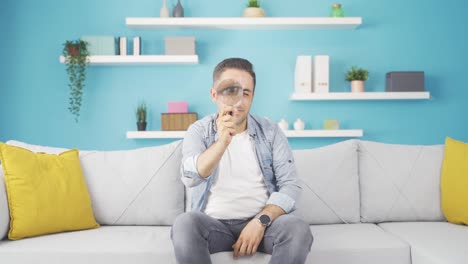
[
  {"x1": 127, "y1": 131, "x2": 187, "y2": 139},
  {"x1": 284, "y1": 129, "x2": 363, "y2": 138},
  {"x1": 59, "y1": 55, "x2": 199, "y2": 66},
  {"x1": 290, "y1": 92, "x2": 431, "y2": 101},
  {"x1": 126, "y1": 129, "x2": 363, "y2": 139},
  {"x1": 126, "y1": 17, "x2": 362, "y2": 30}
]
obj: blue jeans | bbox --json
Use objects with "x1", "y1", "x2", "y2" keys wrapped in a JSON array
[{"x1": 171, "y1": 212, "x2": 313, "y2": 264}]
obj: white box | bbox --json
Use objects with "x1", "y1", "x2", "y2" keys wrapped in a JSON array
[
  {"x1": 165, "y1": 37, "x2": 196, "y2": 55},
  {"x1": 294, "y1": 56, "x2": 312, "y2": 93},
  {"x1": 313, "y1": 55, "x2": 329, "y2": 93}
]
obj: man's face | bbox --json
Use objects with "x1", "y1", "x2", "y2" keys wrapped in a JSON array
[{"x1": 211, "y1": 69, "x2": 255, "y2": 127}]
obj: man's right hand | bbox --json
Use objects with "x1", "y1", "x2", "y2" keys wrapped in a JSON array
[
  {"x1": 195, "y1": 106, "x2": 236, "y2": 178},
  {"x1": 216, "y1": 106, "x2": 236, "y2": 146}
]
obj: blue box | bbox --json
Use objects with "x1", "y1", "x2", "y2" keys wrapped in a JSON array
[{"x1": 80, "y1": 36, "x2": 118, "y2": 55}]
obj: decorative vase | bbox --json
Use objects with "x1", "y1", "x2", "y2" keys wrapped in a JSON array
[
  {"x1": 330, "y1": 3, "x2": 344, "y2": 17},
  {"x1": 293, "y1": 118, "x2": 305, "y2": 131},
  {"x1": 172, "y1": 0, "x2": 184, "y2": 17},
  {"x1": 160, "y1": 0, "x2": 170, "y2": 18},
  {"x1": 243, "y1": 7, "x2": 266, "y2": 17},
  {"x1": 278, "y1": 119, "x2": 289, "y2": 131},
  {"x1": 137, "y1": 122, "x2": 147, "y2": 131},
  {"x1": 351, "y1": 80, "x2": 365, "y2": 92}
]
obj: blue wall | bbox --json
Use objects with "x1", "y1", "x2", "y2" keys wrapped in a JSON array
[{"x1": 1, "y1": 0, "x2": 467, "y2": 150}]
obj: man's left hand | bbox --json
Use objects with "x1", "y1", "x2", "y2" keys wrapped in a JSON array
[{"x1": 232, "y1": 219, "x2": 265, "y2": 258}]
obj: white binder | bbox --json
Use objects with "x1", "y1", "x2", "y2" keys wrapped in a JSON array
[
  {"x1": 133, "y1": 37, "x2": 141, "y2": 56},
  {"x1": 294, "y1": 56, "x2": 312, "y2": 94},
  {"x1": 313, "y1": 55, "x2": 329, "y2": 93},
  {"x1": 119, "y1": 37, "x2": 127, "y2": 56}
]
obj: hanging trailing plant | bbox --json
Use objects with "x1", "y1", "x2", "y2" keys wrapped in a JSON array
[{"x1": 62, "y1": 40, "x2": 90, "y2": 122}]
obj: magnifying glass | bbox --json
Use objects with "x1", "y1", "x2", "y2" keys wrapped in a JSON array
[{"x1": 214, "y1": 78, "x2": 243, "y2": 116}]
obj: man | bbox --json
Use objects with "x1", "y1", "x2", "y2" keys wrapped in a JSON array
[{"x1": 171, "y1": 58, "x2": 313, "y2": 264}]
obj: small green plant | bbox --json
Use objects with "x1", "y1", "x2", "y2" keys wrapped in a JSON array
[
  {"x1": 247, "y1": 0, "x2": 261, "y2": 8},
  {"x1": 62, "y1": 40, "x2": 90, "y2": 122},
  {"x1": 136, "y1": 102, "x2": 147, "y2": 123},
  {"x1": 345, "y1": 66, "x2": 369, "y2": 81}
]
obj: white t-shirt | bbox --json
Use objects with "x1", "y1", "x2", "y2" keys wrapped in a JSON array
[{"x1": 204, "y1": 130, "x2": 269, "y2": 220}]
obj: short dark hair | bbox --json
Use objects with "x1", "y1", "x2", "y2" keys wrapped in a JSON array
[{"x1": 213, "y1": 58, "x2": 256, "y2": 89}]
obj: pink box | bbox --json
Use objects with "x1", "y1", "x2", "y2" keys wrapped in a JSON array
[{"x1": 168, "y1": 101, "x2": 188, "y2": 113}]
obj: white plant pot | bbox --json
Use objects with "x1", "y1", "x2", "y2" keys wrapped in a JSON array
[
  {"x1": 243, "y1": 7, "x2": 266, "y2": 17},
  {"x1": 351, "y1": 80, "x2": 365, "y2": 93}
]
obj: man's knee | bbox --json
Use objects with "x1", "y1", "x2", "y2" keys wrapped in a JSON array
[
  {"x1": 276, "y1": 215, "x2": 313, "y2": 248},
  {"x1": 173, "y1": 212, "x2": 204, "y2": 229},
  {"x1": 171, "y1": 212, "x2": 206, "y2": 240}
]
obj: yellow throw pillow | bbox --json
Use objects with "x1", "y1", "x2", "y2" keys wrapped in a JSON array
[
  {"x1": 0, "y1": 143, "x2": 99, "y2": 240},
  {"x1": 441, "y1": 137, "x2": 468, "y2": 225}
]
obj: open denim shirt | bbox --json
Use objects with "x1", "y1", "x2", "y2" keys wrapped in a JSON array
[{"x1": 180, "y1": 113, "x2": 301, "y2": 214}]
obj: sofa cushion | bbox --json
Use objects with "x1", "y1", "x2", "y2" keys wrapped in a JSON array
[
  {"x1": 0, "y1": 145, "x2": 99, "y2": 240},
  {"x1": 0, "y1": 168, "x2": 9, "y2": 240},
  {"x1": 379, "y1": 222, "x2": 468, "y2": 264},
  {"x1": 0, "y1": 226, "x2": 176, "y2": 264},
  {"x1": 0, "y1": 223, "x2": 410, "y2": 264},
  {"x1": 292, "y1": 140, "x2": 360, "y2": 224},
  {"x1": 0, "y1": 226, "x2": 271, "y2": 264},
  {"x1": 6, "y1": 140, "x2": 184, "y2": 226},
  {"x1": 358, "y1": 140, "x2": 445, "y2": 223},
  {"x1": 307, "y1": 223, "x2": 410, "y2": 264}
]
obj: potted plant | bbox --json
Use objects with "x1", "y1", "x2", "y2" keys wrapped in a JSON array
[
  {"x1": 346, "y1": 66, "x2": 369, "y2": 93},
  {"x1": 243, "y1": 0, "x2": 266, "y2": 17},
  {"x1": 62, "y1": 40, "x2": 90, "y2": 122},
  {"x1": 136, "y1": 102, "x2": 147, "y2": 131}
]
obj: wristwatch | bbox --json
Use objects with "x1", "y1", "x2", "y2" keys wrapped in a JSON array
[{"x1": 256, "y1": 214, "x2": 272, "y2": 227}]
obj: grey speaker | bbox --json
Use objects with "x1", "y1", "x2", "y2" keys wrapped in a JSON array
[{"x1": 386, "y1": 72, "x2": 425, "y2": 92}]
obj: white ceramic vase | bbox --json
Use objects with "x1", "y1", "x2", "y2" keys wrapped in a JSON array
[
  {"x1": 278, "y1": 119, "x2": 289, "y2": 131},
  {"x1": 160, "y1": 0, "x2": 170, "y2": 17},
  {"x1": 293, "y1": 118, "x2": 305, "y2": 130}
]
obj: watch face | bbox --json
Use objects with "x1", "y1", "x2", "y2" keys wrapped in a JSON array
[{"x1": 259, "y1": 215, "x2": 271, "y2": 225}]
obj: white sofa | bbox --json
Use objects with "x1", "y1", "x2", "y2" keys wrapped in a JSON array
[{"x1": 0, "y1": 139, "x2": 467, "y2": 264}]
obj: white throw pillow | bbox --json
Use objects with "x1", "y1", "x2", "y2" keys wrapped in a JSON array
[
  {"x1": 292, "y1": 140, "x2": 360, "y2": 224},
  {"x1": 6, "y1": 140, "x2": 185, "y2": 226},
  {"x1": 0, "y1": 168, "x2": 10, "y2": 240},
  {"x1": 359, "y1": 140, "x2": 446, "y2": 223},
  {"x1": 6, "y1": 140, "x2": 68, "y2": 155}
]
